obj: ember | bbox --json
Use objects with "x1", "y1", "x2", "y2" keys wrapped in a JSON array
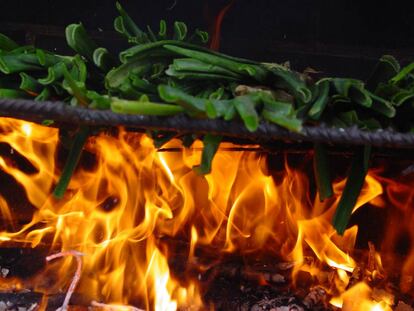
[{"x1": 0, "y1": 117, "x2": 412, "y2": 310}]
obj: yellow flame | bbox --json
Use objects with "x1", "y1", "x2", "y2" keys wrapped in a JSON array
[
  {"x1": 331, "y1": 282, "x2": 393, "y2": 311},
  {"x1": 0, "y1": 118, "x2": 406, "y2": 310}
]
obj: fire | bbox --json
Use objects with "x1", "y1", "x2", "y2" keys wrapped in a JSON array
[
  {"x1": 331, "y1": 282, "x2": 393, "y2": 311},
  {"x1": 208, "y1": 0, "x2": 236, "y2": 51},
  {"x1": 0, "y1": 117, "x2": 411, "y2": 309}
]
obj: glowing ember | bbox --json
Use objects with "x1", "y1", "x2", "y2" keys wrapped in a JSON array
[{"x1": 0, "y1": 117, "x2": 411, "y2": 309}]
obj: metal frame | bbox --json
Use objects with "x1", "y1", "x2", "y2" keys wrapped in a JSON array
[{"x1": 1, "y1": 98, "x2": 414, "y2": 148}]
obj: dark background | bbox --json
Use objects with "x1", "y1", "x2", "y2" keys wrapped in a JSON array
[{"x1": 0, "y1": 0, "x2": 413, "y2": 78}]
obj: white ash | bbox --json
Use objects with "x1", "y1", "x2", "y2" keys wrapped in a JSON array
[
  {"x1": 0, "y1": 268, "x2": 9, "y2": 278},
  {"x1": 401, "y1": 164, "x2": 414, "y2": 176},
  {"x1": 250, "y1": 304, "x2": 304, "y2": 311},
  {"x1": 270, "y1": 273, "x2": 285, "y2": 283},
  {"x1": 250, "y1": 297, "x2": 306, "y2": 311},
  {"x1": 271, "y1": 306, "x2": 304, "y2": 311},
  {"x1": 303, "y1": 286, "x2": 327, "y2": 308},
  {"x1": 0, "y1": 303, "x2": 38, "y2": 311}
]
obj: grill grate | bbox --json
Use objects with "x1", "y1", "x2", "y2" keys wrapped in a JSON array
[{"x1": 1, "y1": 98, "x2": 414, "y2": 148}]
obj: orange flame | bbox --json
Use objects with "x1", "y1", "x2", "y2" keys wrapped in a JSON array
[
  {"x1": 0, "y1": 117, "x2": 410, "y2": 309},
  {"x1": 330, "y1": 282, "x2": 393, "y2": 311},
  {"x1": 209, "y1": 0, "x2": 235, "y2": 51}
]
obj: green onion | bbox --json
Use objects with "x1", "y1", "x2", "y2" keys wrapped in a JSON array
[
  {"x1": 114, "y1": 1, "x2": 148, "y2": 43},
  {"x1": 158, "y1": 84, "x2": 206, "y2": 115},
  {"x1": 111, "y1": 97, "x2": 184, "y2": 116},
  {"x1": 65, "y1": 24, "x2": 98, "y2": 61},
  {"x1": 308, "y1": 79, "x2": 330, "y2": 120},
  {"x1": 173, "y1": 21, "x2": 188, "y2": 41},
  {"x1": 332, "y1": 146, "x2": 371, "y2": 235},
  {"x1": 233, "y1": 95, "x2": 260, "y2": 132},
  {"x1": 313, "y1": 143, "x2": 333, "y2": 201},
  {"x1": 193, "y1": 134, "x2": 222, "y2": 175},
  {"x1": 163, "y1": 44, "x2": 268, "y2": 82},
  {"x1": 53, "y1": 126, "x2": 90, "y2": 199}
]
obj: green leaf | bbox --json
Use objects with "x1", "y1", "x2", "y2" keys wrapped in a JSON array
[
  {"x1": 120, "y1": 39, "x2": 257, "y2": 65},
  {"x1": 87, "y1": 91, "x2": 111, "y2": 109},
  {"x1": 366, "y1": 91, "x2": 396, "y2": 118},
  {"x1": 38, "y1": 62, "x2": 67, "y2": 85},
  {"x1": 119, "y1": 41, "x2": 177, "y2": 64},
  {"x1": 149, "y1": 131, "x2": 177, "y2": 148},
  {"x1": 106, "y1": 61, "x2": 152, "y2": 89},
  {"x1": 158, "y1": 20, "x2": 167, "y2": 40},
  {"x1": 313, "y1": 143, "x2": 333, "y2": 201},
  {"x1": 205, "y1": 99, "x2": 231, "y2": 118},
  {"x1": 117, "y1": 79, "x2": 145, "y2": 99},
  {"x1": 35, "y1": 88, "x2": 52, "y2": 101},
  {"x1": 262, "y1": 109, "x2": 302, "y2": 132},
  {"x1": 130, "y1": 75, "x2": 157, "y2": 93},
  {"x1": 114, "y1": 2, "x2": 149, "y2": 43},
  {"x1": 209, "y1": 86, "x2": 226, "y2": 100},
  {"x1": 0, "y1": 88, "x2": 28, "y2": 98},
  {"x1": 36, "y1": 49, "x2": 68, "y2": 67},
  {"x1": 146, "y1": 25, "x2": 157, "y2": 42},
  {"x1": 391, "y1": 89, "x2": 414, "y2": 106},
  {"x1": 163, "y1": 44, "x2": 268, "y2": 82},
  {"x1": 111, "y1": 97, "x2": 184, "y2": 115},
  {"x1": 193, "y1": 134, "x2": 222, "y2": 175},
  {"x1": 308, "y1": 79, "x2": 330, "y2": 120},
  {"x1": 390, "y1": 62, "x2": 414, "y2": 84},
  {"x1": 181, "y1": 134, "x2": 197, "y2": 148},
  {"x1": 224, "y1": 104, "x2": 236, "y2": 121},
  {"x1": 260, "y1": 93, "x2": 302, "y2": 132},
  {"x1": 36, "y1": 49, "x2": 47, "y2": 66},
  {"x1": 332, "y1": 78, "x2": 372, "y2": 108},
  {"x1": 374, "y1": 82, "x2": 401, "y2": 99},
  {"x1": 93, "y1": 47, "x2": 117, "y2": 72},
  {"x1": 166, "y1": 67, "x2": 239, "y2": 81},
  {"x1": 0, "y1": 52, "x2": 42, "y2": 74},
  {"x1": 70, "y1": 55, "x2": 88, "y2": 83},
  {"x1": 233, "y1": 95, "x2": 260, "y2": 132},
  {"x1": 41, "y1": 119, "x2": 54, "y2": 126},
  {"x1": 193, "y1": 29, "x2": 209, "y2": 44},
  {"x1": 65, "y1": 23, "x2": 99, "y2": 61},
  {"x1": 332, "y1": 145, "x2": 371, "y2": 235},
  {"x1": 19, "y1": 72, "x2": 42, "y2": 95},
  {"x1": 366, "y1": 55, "x2": 400, "y2": 91},
  {"x1": 267, "y1": 66, "x2": 312, "y2": 103},
  {"x1": 334, "y1": 111, "x2": 359, "y2": 127},
  {"x1": 158, "y1": 84, "x2": 206, "y2": 115},
  {"x1": 173, "y1": 21, "x2": 188, "y2": 41},
  {"x1": 53, "y1": 126, "x2": 90, "y2": 199},
  {"x1": 168, "y1": 58, "x2": 242, "y2": 79},
  {"x1": 61, "y1": 63, "x2": 89, "y2": 106}
]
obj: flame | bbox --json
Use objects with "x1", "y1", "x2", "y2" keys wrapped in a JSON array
[
  {"x1": 209, "y1": 0, "x2": 235, "y2": 51},
  {"x1": 0, "y1": 118, "x2": 201, "y2": 309},
  {"x1": 0, "y1": 117, "x2": 411, "y2": 309},
  {"x1": 330, "y1": 282, "x2": 393, "y2": 311}
]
